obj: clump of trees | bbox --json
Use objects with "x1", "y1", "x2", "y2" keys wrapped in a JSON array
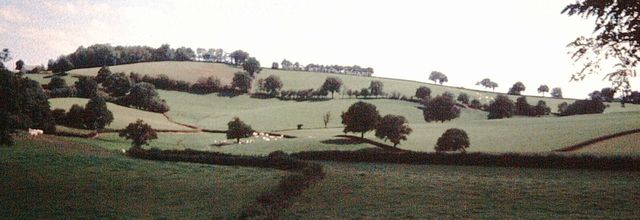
[
  {"x1": 476, "y1": 78, "x2": 498, "y2": 91},
  {"x1": 119, "y1": 119, "x2": 158, "y2": 149},
  {"x1": 341, "y1": 101, "x2": 381, "y2": 138},
  {"x1": 422, "y1": 94, "x2": 460, "y2": 122},
  {"x1": 551, "y1": 87, "x2": 563, "y2": 98},
  {"x1": 457, "y1": 93, "x2": 470, "y2": 105},
  {"x1": 118, "y1": 82, "x2": 170, "y2": 113},
  {"x1": 368, "y1": 81, "x2": 384, "y2": 97},
  {"x1": 429, "y1": 71, "x2": 448, "y2": 84},
  {"x1": 232, "y1": 72, "x2": 253, "y2": 94},
  {"x1": 514, "y1": 96, "x2": 550, "y2": 117},
  {"x1": 415, "y1": 86, "x2": 431, "y2": 100},
  {"x1": 256, "y1": 75, "x2": 283, "y2": 96},
  {"x1": 56, "y1": 96, "x2": 114, "y2": 130},
  {"x1": 435, "y1": 128, "x2": 470, "y2": 153},
  {"x1": 280, "y1": 59, "x2": 374, "y2": 76},
  {"x1": 508, "y1": 82, "x2": 526, "y2": 95},
  {"x1": 559, "y1": 97, "x2": 606, "y2": 116},
  {"x1": 487, "y1": 95, "x2": 515, "y2": 119},
  {"x1": 589, "y1": 87, "x2": 617, "y2": 102},
  {"x1": 0, "y1": 69, "x2": 56, "y2": 145},
  {"x1": 375, "y1": 114, "x2": 412, "y2": 147},
  {"x1": 227, "y1": 117, "x2": 254, "y2": 143}
]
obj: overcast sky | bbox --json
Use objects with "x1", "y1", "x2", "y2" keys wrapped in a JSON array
[{"x1": 1, "y1": 0, "x2": 637, "y2": 98}]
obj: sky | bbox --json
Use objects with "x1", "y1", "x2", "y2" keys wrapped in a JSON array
[{"x1": 1, "y1": 0, "x2": 638, "y2": 99}]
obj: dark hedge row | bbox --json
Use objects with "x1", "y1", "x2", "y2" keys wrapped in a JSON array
[
  {"x1": 126, "y1": 148, "x2": 324, "y2": 219},
  {"x1": 291, "y1": 149, "x2": 640, "y2": 171}
]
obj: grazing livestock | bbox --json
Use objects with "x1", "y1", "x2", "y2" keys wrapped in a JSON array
[{"x1": 28, "y1": 128, "x2": 44, "y2": 137}]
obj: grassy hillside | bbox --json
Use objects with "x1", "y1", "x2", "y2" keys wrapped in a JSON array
[
  {"x1": 283, "y1": 162, "x2": 640, "y2": 218},
  {"x1": 573, "y1": 133, "x2": 640, "y2": 156},
  {"x1": 49, "y1": 98, "x2": 191, "y2": 131},
  {"x1": 0, "y1": 135, "x2": 281, "y2": 219},
  {"x1": 69, "y1": 61, "x2": 242, "y2": 84}
]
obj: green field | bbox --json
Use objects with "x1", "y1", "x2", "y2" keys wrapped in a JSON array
[
  {"x1": 573, "y1": 133, "x2": 640, "y2": 156},
  {"x1": 0, "y1": 135, "x2": 282, "y2": 219},
  {"x1": 49, "y1": 98, "x2": 192, "y2": 131},
  {"x1": 283, "y1": 162, "x2": 640, "y2": 219},
  {"x1": 70, "y1": 61, "x2": 242, "y2": 85}
]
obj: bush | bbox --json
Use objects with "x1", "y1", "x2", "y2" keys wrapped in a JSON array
[
  {"x1": 231, "y1": 72, "x2": 252, "y2": 93},
  {"x1": 65, "y1": 104, "x2": 86, "y2": 128},
  {"x1": 46, "y1": 87, "x2": 76, "y2": 98},
  {"x1": 423, "y1": 94, "x2": 460, "y2": 122},
  {"x1": 96, "y1": 66, "x2": 112, "y2": 83},
  {"x1": 530, "y1": 100, "x2": 551, "y2": 116},
  {"x1": 190, "y1": 77, "x2": 220, "y2": 94},
  {"x1": 375, "y1": 114, "x2": 412, "y2": 147},
  {"x1": 48, "y1": 75, "x2": 67, "y2": 89},
  {"x1": 487, "y1": 95, "x2": 514, "y2": 119},
  {"x1": 83, "y1": 96, "x2": 114, "y2": 130},
  {"x1": 560, "y1": 99, "x2": 606, "y2": 116},
  {"x1": 457, "y1": 93, "x2": 470, "y2": 104},
  {"x1": 103, "y1": 72, "x2": 132, "y2": 97},
  {"x1": 74, "y1": 76, "x2": 98, "y2": 98},
  {"x1": 119, "y1": 82, "x2": 169, "y2": 113},
  {"x1": 469, "y1": 99, "x2": 482, "y2": 109},
  {"x1": 514, "y1": 96, "x2": 530, "y2": 116},
  {"x1": 415, "y1": 86, "x2": 431, "y2": 100},
  {"x1": 435, "y1": 128, "x2": 470, "y2": 153},
  {"x1": 119, "y1": 119, "x2": 158, "y2": 149}
]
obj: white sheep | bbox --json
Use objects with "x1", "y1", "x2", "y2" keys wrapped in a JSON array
[{"x1": 28, "y1": 128, "x2": 43, "y2": 137}]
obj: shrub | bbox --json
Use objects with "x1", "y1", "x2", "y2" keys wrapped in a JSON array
[
  {"x1": 231, "y1": 72, "x2": 252, "y2": 93},
  {"x1": 119, "y1": 82, "x2": 169, "y2": 113},
  {"x1": 190, "y1": 77, "x2": 220, "y2": 94},
  {"x1": 47, "y1": 87, "x2": 76, "y2": 98},
  {"x1": 415, "y1": 86, "x2": 431, "y2": 100},
  {"x1": 95, "y1": 66, "x2": 112, "y2": 83},
  {"x1": 375, "y1": 114, "x2": 412, "y2": 147},
  {"x1": 514, "y1": 96, "x2": 530, "y2": 116},
  {"x1": 321, "y1": 77, "x2": 342, "y2": 98},
  {"x1": 341, "y1": 101, "x2": 380, "y2": 138},
  {"x1": 508, "y1": 82, "x2": 526, "y2": 95},
  {"x1": 66, "y1": 104, "x2": 86, "y2": 128},
  {"x1": 560, "y1": 99, "x2": 606, "y2": 116},
  {"x1": 487, "y1": 95, "x2": 514, "y2": 119},
  {"x1": 469, "y1": 99, "x2": 482, "y2": 109},
  {"x1": 423, "y1": 94, "x2": 460, "y2": 122},
  {"x1": 119, "y1": 119, "x2": 158, "y2": 149},
  {"x1": 530, "y1": 100, "x2": 551, "y2": 116},
  {"x1": 264, "y1": 75, "x2": 283, "y2": 95},
  {"x1": 435, "y1": 128, "x2": 470, "y2": 153},
  {"x1": 457, "y1": 92, "x2": 470, "y2": 104}
]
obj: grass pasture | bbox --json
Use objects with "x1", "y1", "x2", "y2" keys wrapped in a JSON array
[
  {"x1": 283, "y1": 162, "x2": 640, "y2": 219},
  {"x1": 49, "y1": 98, "x2": 191, "y2": 131},
  {"x1": 573, "y1": 133, "x2": 640, "y2": 156},
  {"x1": 69, "y1": 61, "x2": 242, "y2": 84},
  {"x1": 0, "y1": 135, "x2": 282, "y2": 219}
]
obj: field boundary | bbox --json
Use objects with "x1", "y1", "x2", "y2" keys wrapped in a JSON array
[{"x1": 554, "y1": 128, "x2": 640, "y2": 152}]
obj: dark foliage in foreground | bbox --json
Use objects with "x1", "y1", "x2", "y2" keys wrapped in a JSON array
[{"x1": 291, "y1": 149, "x2": 640, "y2": 171}]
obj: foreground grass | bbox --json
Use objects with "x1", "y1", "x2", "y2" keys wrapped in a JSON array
[
  {"x1": 49, "y1": 98, "x2": 191, "y2": 131},
  {"x1": 0, "y1": 135, "x2": 282, "y2": 219},
  {"x1": 284, "y1": 162, "x2": 640, "y2": 219}
]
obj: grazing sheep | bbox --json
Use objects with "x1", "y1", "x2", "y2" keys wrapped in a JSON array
[
  {"x1": 121, "y1": 149, "x2": 126, "y2": 153},
  {"x1": 28, "y1": 128, "x2": 44, "y2": 137}
]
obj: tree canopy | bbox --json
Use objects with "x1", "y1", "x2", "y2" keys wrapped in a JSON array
[
  {"x1": 435, "y1": 128, "x2": 470, "y2": 153},
  {"x1": 232, "y1": 72, "x2": 253, "y2": 93},
  {"x1": 321, "y1": 77, "x2": 342, "y2": 98},
  {"x1": 119, "y1": 119, "x2": 158, "y2": 149},
  {"x1": 415, "y1": 86, "x2": 431, "y2": 100},
  {"x1": 487, "y1": 95, "x2": 515, "y2": 119},
  {"x1": 341, "y1": 101, "x2": 381, "y2": 138},
  {"x1": 429, "y1": 71, "x2": 448, "y2": 84},
  {"x1": 227, "y1": 117, "x2": 253, "y2": 143},
  {"x1": 83, "y1": 96, "x2": 114, "y2": 130},
  {"x1": 375, "y1": 114, "x2": 412, "y2": 147},
  {"x1": 243, "y1": 57, "x2": 262, "y2": 77},
  {"x1": 537, "y1": 85, "x2": 549, "y2": 96},
  {"x1": 508, "y1": 82, "x2": 526, "y2": 95},
  {"x1": 423, "y1": 94, "x2": 460, "y2": 122}
]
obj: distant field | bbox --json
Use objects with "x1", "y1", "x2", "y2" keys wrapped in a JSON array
[
  {"x1": 283, "y1": 162, "x2": 640, "y2": 218},
  {"x1": 69, "y1": 61, "x2": 242, "y2": 84},
  {"x1": 572, "y1": 133, "x2": 640, "y2": 156},
  {"x1": 25, "y1": 73, "x2": 79, "y2": 86},
  {"x1": 49, "y1": 98, "x2": 191, "y2": 131},
  {"x1": 0, "y1": 135, "x2": 282, "y2": 219}
]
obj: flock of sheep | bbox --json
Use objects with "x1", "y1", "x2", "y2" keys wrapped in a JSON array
[{"x1": 213, "y1": 132, "x2": 286, "y2": 145}]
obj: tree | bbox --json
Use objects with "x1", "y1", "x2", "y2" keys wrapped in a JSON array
[
  {"x1": 369, "y1": 80, "x2": 384, "y2": 97},
  {"x1": 263, "y1": 75, "x2": 283, "y2": 95},
  {"x1": 423, "y1": 94, "x2": 460, "y2": 122},
  {"x1": 0, "y1": 69, "x2": 56, "y2": 143},
  {"x1": 323, "y1": 111, "x2": 331, "y2": 128},
  {"x1": 271, "y1": 62, "x2": 279, "y2": 69},
  {"x1": 457, "y1": 93, "x2": 470, "y2": 104},
  {"x1": 531, "y1": 100, "x2": 551, "y2": 116},
  {"x1": 230, "y1": 50, "x2": 249, "y2": 65},
  {"x1": 103, "y1": 72, "x2": 131, "y2": 97},
  {"x1": 75, "y1": 76, "x2": 98, "y2": 98},
  {"x1": 375, "y1": 114, "x2": 412, "y2": 147},
  {"x1": 487, "y1": 95, "x2": 515, "y2": 119},
  {"x1": 243, "y1": 57, "x2": 262, "y2": 77},
  {"x1": 0, "y1": 48, "x2": 11, "y2": 69},
  {"x1": 231, "y1": 72, "x2": 252, "y2": 93},
  {"x1": 415, "y1": 86, "x2": 431, "y2": 100},
  {"x1": 359, "y1": 88, "x2": 370, "y2": 99},
  {"x1": 476, "y1": 78, "x2": 498, "y2": 91},
  {"x1": 321, "y1": 77, "x2": 342, "y2": 98},
  {"x1": 537, "y1": 85, "x2": 549, "y2": 96},
  {"x1": 15, "y1": 60, "x2": 24, "y2": 72},
  {"x1": 174, "y1": 47, "x2": 195, "y2": 61},
  {"x1": 121, "y1": 82, "x2": 169, "y2": 113},
  {"x1": 489, "y1": 82, "x2": 499, "y2": 91},
  {"x1": 153, "y1": 44, "x2": 174, "y2": 61},
  {"x1": 429, "y1": 71, "x2": 448, "y2": 84},
  {"x1": 83, "y1": 96, "x2": 114, "y2": 130},
  {"x1": 66, "y1": 104, "x2": 86, "y2": 128},
  {"x1": 281, "y1": 59, "x2": 292, "y2": 70},
  {"x1": 508, "y1": 82, "x2": 526, "y2": 95},
  {"x1": 469, "y1": 99, "x2": 482, "y2": 109},
  {"x1": 341, "y1": 101, "x2": 381, "y2": 138},
  {"x1": 50, "y1": 56, "x2": 74, "y2": 74},
  {"x1": 96, "y1": 66, "x2": 112, "y2": 83},
  {"x1": 227, "y1": 117, "x2": 253, "y2": 143},
  {"x1": 514, "y1": 96, "x2": 531, "y2": 116},
  {"x1": 551, "y1": 87, "x2": 563, "y2": 98},
  {"x1": 563, "y1": 1, "x2": 640, "y2": 92},
  {"x1": 600, "y1": 87, "x2": 616, "y2": 102},
  {"x1": 558, "y1": 102, "x2": 569, "y2": 113},
  {"x1": 48, "y1": 75, "x2": 67, "y2": 89},
  {"x1": 435, "y1": 128, "x2": 470, "y2": 153},
  {"x1": 560, "y1": 99, "x2": 606, "y2": 116},
  {"x1": 119, "y1": 119, "x2": 158, "y2": 149}
]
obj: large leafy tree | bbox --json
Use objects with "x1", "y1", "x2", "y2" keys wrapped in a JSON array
[
  {"x1": 103, "y1": 72, "x2": 132, "y2": 97},
  {"x1": 83, "y1": 96, "x2": 114, "y2": 130},
  {"x1": 243, "y1": 57, "x2": 262, "y2": 77},
  {"x1": 537, "y1": 85, "x2": 549, "y2": 96},
  {"x1": 119, "y1": 119, "x2": 158, "y2": 149},
  {"x1": 50, "y1": 55, "x2": 74, "y2": 74},
  {"x1": 368, "y1": 80, "x2": 384, "y2": 97},
  {"x1": 341, "y1": 101, "x2": 381, "y2": 138},
  {"x1": 95, "y1": 66, "x2": 112, "y2": 83},
  {"x1": 15, "y1": 60, "x2": 24, "y2": 72},
  {"x1": 75, "y1": 76, "x2": 98, "y2": 98},
  {"x1": 227, "y1": 117, "x2": 253, "y2": 143},
  {"x1": 375, "y1": 114, "x2": 412, "y2": 147},
  {"x1": 321, "y1": 77, "x2": 343, "y2": 98},
  {"x1": 231, "y1": 72, "x2": 253, "y2": 93},
  {"x1": 551, "y1": 87, "x2": 563, "y2": 98},
  {"x1": 48, "y1": 75, "x2": 67, "y2": 89},
  {"x1": 487, "y1": 95, "x2": 515, "y2": 119},
  {"x1": 423, "y1": 94, "x2": 460, "y2": 122},
  {"x1": 415, "y1": 86, "x2": 431, "y2": 100},
  {"x1": 429, "y1": 71, "x2": 448, "y2": 84},
  {"x1": 563, "y1": 1, "x2": 640, "y2": 94},
  {"x1": 508, "y1": 82, "x2": 526, "y2": 95},
  {"x1": 230, "y1": 50, "x2": 250, "y2": 65},
  {"x1": 435, "y1": 128, "x2": 470, "y2": 153},
  {"x1": 263, "y1": 75, "x2": 283, "y2": 95}
]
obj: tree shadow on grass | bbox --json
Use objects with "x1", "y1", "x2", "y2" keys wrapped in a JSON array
[{"x1": 320, "y1": 138, "x2": 364, "y2": 145}]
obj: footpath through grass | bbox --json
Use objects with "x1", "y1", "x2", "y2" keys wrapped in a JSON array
[
  {"x1": 284, "y1": 162, "x2": 640, "y2": 219},
  {"x1": 0, "y1": 135, "x2": 282, "y2": 219}
]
